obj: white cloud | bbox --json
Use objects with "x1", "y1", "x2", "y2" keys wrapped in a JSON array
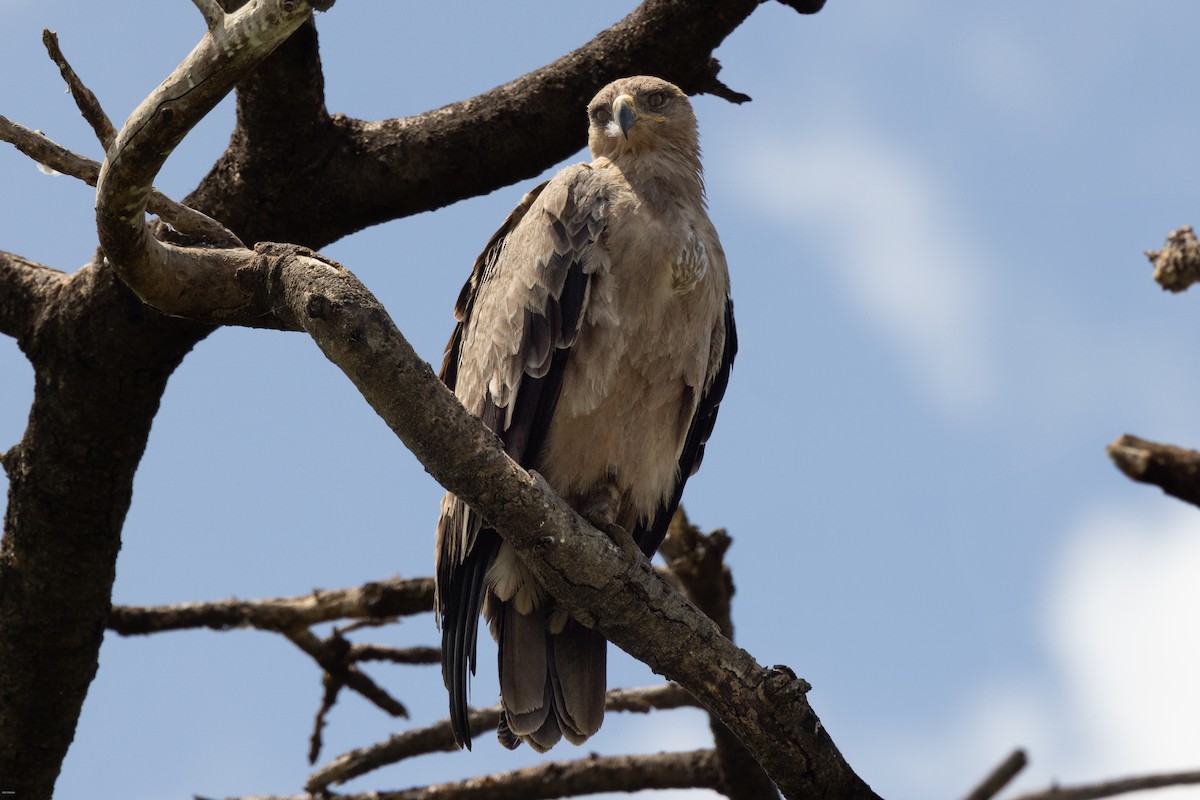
[
  {"x1": 734, "y1": 128, "x2": 997, "y2": 416},
  {"x1": 1046, "y1": 501, "x2": 1200, "y2": 778},
  {"x1": 859, "y1": 500, "x2": 1200, "y2": 799}
]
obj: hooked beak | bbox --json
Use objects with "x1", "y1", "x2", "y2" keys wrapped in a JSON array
[{"x1": 613, "y1": 94, "x2": 637, "y2": 139}]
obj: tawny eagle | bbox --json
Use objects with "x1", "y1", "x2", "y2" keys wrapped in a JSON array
[{"x1": 436, "y1": 75, "x2": 736, "y2": 751}]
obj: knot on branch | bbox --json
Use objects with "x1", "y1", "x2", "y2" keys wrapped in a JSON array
[
  {"x1": 763, "y1": 664, "x2": 812, "y2": 703},
  {"x1": 1146, "y1": 225, "x2": 1200, "y2": 292}
]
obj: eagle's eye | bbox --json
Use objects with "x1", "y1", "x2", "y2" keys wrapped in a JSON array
[
  {"x1": 645, "y1": 90, "x2": 668, "y2": 110},
  {"x1": 591, "y1": 106, "x2": 612, "y2": 125}
]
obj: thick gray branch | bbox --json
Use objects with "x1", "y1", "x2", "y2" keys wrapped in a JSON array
[{"x1": 94, "y1": 0, "x2": 311, "y2": 305}]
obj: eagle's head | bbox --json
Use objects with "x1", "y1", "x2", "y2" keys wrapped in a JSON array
[{"x1": 586, "y1": 76, "x2": 699, "y2": 163}]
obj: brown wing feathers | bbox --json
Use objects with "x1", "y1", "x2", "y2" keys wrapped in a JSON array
[{"x1": 438, "y1": 175, "x2": 603, "y2": 749}]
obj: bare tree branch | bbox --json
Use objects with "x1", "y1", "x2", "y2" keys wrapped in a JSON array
[
  {"x1": 94, "y1": 1, "x2": 310, "y2": 306},
  {"x1": 230, "y1": 749, "x2": 722, "y2": 800},
  {"x1": 1106, "y1": 433, "x2": 1200, "y2": 509},
  {"x1": 310, "y1": 671, "x2": 341, "y2": 765},
  {"x1": 1145, "y1": 225, "x2": 1200, "y2": 292},
  {"x1": 106, "y1": 577, "x2": 434, "y2": 635},
  {"x1": 1010, "y1": 768, "x2": 1200, "y2": 800},
  {"x1": 41, "y1": 30, "x2": 117, "y2": 151},
  {"x1": 307, "y1": 684, "x2": 697, "y2": 791},
  {"x1": 348, "y1": 644, "x2": 441, "y2": 665},
  {"x1": 961, "y1": 749, "x2": 1027, "y2": 800},
  {"x1": 0, "y1": 116, "x2": 242, "y2": 247}
]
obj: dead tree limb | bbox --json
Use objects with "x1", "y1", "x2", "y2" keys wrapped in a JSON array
[
  {"x1": 1106, "y1": 434, "x2": 1200, "y2": 509},
  {"x1": 229, "y1": 749, "x2": 722, "y2": 800},
  {"x1": 106, "y1": 577, "x2": 434, "y2": 634}
]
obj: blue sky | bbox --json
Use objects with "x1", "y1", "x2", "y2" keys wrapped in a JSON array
[{"x1": 3, "y1": 2, "x2": 1200, "y2": 799}]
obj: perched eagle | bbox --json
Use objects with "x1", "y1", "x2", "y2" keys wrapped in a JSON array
[{"x1": 435, "y1": 75, "x2": 736, "y2": 752}]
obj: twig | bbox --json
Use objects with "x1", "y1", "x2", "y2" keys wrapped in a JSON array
[
  {"x1": 962, "y1": 749, "x2": 1028, "y2": 800},
  {"x1": 348, "y1": 644, "x2": 441, "y2": 665},
  {"x1": 0, "y1": 116, "x2": 242, "y2": 247},
  {"x1": 41, "y1": 30, "x2": 117, "y2": 151},
  {"x1": 604, "y1": 682, "x2": 696, "y2": 714},
  {"x1": 106, "y1": 577, "x2": 434, "y2": 634},
  {"x1": 309, "y1": 672, "x2": 341, "y2": 764},
  {"x1": 1106, "y1": 434, "x2": 1200, "y2": 509},
  {"x1": 281, "y1": 626, "x2": 408, "y2": 719},
  {"x1": 1010, "y1": 768, "x2": 1200, "y2": 800},
  {"x1": 306, "y1": 683, "x2": 698, "y2": 792}
]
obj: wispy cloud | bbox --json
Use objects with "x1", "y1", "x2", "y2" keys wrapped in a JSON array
[{"x1": 732, "y1": 127, "x2": 997, "y2": 417}]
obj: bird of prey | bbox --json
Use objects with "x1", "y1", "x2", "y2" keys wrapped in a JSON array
[{"x1": 435, "y1": 75, "x2": 736, "y2": 752}]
